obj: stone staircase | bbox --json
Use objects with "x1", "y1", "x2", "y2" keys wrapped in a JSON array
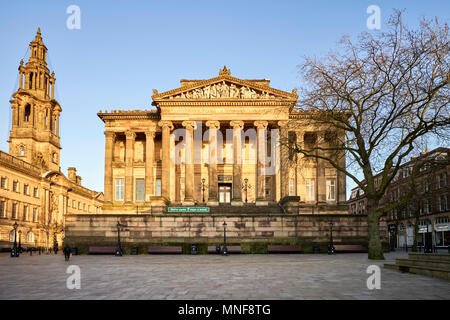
[{"x1": 384, "y1": 253, "x2": 450, "y2": 280}]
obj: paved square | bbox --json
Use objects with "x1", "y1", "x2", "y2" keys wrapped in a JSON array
[{"x1": 0, "y1": 252, "x2": 448, "y2": 299}]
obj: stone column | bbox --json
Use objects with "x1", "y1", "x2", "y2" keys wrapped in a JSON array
[
  {"x1": 158, "y1": 120, "x2": 174, "y2": 201},
  {"x1": 254, "y1": 120, "x2": 268, "y2": 205},
  {"x1": 125, "y1": 131, "x2": 136, "y2": 203},
  {"x1": 145, "y1": 128, "x2": 156, "y2": 202},
  {"x1": 182, "y1": 120, "x2": 196, "y2": 205},
  {"x1": 206, "y1": 121, "x2": 220, "y2": 206},
  {"x1": 104, "y1": 131, "x2": 115, "y2": 203},
  {"x1": 230, "y1": 120, "x2": 244, "y2": 206},
  {"x1": 278, "y1": 121, "x2": 289, "y2": 200}
]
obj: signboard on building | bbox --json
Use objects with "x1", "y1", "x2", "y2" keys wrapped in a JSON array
[{"x1": 168, "y1": 207, "x2": 210, "y2": 213}]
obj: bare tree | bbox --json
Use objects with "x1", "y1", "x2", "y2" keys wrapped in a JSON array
[{"x1": 291, "y1": 11, "x2": 449, "y2": 259}]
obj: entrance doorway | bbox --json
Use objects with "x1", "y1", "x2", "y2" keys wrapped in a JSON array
[{"x1": 219, "y1": 183, "x2": 231, "y2": 204}]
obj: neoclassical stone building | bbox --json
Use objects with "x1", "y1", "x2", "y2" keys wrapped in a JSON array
[
  {"x1": 0, "y1": 29, "x2": 103, "y2": 250},
  {"x1": 98, "y1": 67, "x2": 347, "y2": 214}
]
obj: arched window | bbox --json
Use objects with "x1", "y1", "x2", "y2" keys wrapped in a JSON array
[
  {"x1": 19, "y1": 146, "x2": 25, "y2": 157},
  {"x1": 26, "y1": 232, "x2": 34, "y2": 243},
  {"x1": 29, "y1": 73, "x2": 33, "y2": 89},
  {"x1": 24, "y1": 104, "x2": 31, "y2": 122},
  {"x1": 52, "y1": 152, "x2": 57, "y2": 164}
]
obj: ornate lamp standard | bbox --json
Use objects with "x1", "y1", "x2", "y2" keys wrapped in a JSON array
[
  {"x1": 328, "y1": 221, "x2": 335, "y2": 254},
  {"x1": 10, "y1": 222, "x2": 19, "y2": 258},
  {"x1": 242, "y1": 178, "x2": 252, "y2": 203},
  {"x1": 222, "y1": 221, "x2": 228, "y2": 256},
  {"x1": 115, "y1": 221, "x2": 122, "y2": 256},
  {"x1": 199, "y1": 178, "x2": 208, "y2": 203},
  {"x1": 18, "y1": 230, "x2": 22, "y2": 253}
]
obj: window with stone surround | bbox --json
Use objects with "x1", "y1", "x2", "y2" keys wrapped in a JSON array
[
  {"x1": 326, "y1": 179, "x2": 336, "y2": 201},
  {"x1": 155, "y1": 179, "x2": 161, "y2": 197},
  {"x1": 115, "y1": 178, "x2": 125, "y2": 201},
  {"x1": 12, "y1": 203, "x2": 18, "y2": 219},
  {"x1": 0, "y1": 177, "x2": 7, "y2": 189},
  {"x1": 33, "y1": 208, "x2": 38, "y2": 222},
  {"x1": 306, "y1": 179, "x2": 315, "y2": 201},
  {"x1": 23, "y1": 205, "x2": 28, "y2": 221},
  {"x1": 0, "y1": 201, "x2": 5, "y2": 218},
  {"x1": 12, "y1": 181, "x2": 18, "y2": 192},
  {"x1": 135, "y1": 178, "x2": 145, "y2": 202}
]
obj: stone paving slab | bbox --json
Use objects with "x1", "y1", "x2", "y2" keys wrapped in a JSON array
[{"x1": 0, "y1": 252, "x2": 448, "y2": 300}]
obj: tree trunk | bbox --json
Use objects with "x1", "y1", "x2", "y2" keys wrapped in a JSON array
[{"x1": 367, "y1": 204, "x2": 385, "y2": 260}]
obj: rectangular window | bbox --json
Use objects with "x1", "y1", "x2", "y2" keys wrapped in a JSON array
[
  {"x1": 0, "y1": 201, "x2": 5, "y2": 218},
  {"x1": 0, "y1": 177, "x2": 6, "y2": 189},
  {"x1": 78, "y1": 202, "x2": 81, "y2": 210},
  {"x1": 33, "y1": 208, "x2": 38, "y2": 222},
  {"x1": 115, "y1": 178, "x2": 125, "y2": 201},
  {"x1": 83, "y1": 203, "x2": 86, "y2": 211},
  {"x1": 326, "y1": 179, "x2": 336, "y2": 201},
  {"x1": 135, "y1": 178, "x2": 145, "y2": 201},
  {"x1": 306, "y1": 179, "x2": 315, "y2": 201},
  {"x1": 155, "y1": 179, "x2": 162, "y2": 197},
  {"x1": 289, "y1": 179, "x2": 295, "y2": 196},
  {"x1": 23, "y1": 205, "x2": 28, "y2": 221},
  {"x1": 12, "y1": 203, "x2": 17, "y2": 219},
  {"x1": 13, "y1": 181, "x2": 18, "y2": 192},
  {"x1": 440, "y1": 195, "x2": 448, "y2": 212},
  {"x1": 72, "y1": 200, "x2": 75, "y2": 208},
  {"x1": 24, "y1": 184, "x2": 29, "y2": 195},
  {"x1": 33, "y1": 187, "x2": 38, "y2": 198}
]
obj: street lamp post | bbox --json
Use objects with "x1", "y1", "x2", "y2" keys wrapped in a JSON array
[
  {"x1": 18, "y1": 230, "x2": 22, "y2": 254},
  {"x1": 328, "y1": 221, "x2": 335, "y2": 254},
  {"x1": 115, "y1": 221, "x2": 122, "y2": 256},
  {"x1": 11, "y1": 222, "x2": 18, "y2": 258},
  {"x1": 199, "y1": 178, "x2": 208, "y2": 203},
  {"x1": 222, "y1": 221, "x2": 228, "y2": 256},
  {"x1": 242, "y1": 178, "x2": 252, "y2": 203}
]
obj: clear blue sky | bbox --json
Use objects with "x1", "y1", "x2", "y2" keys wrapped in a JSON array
[{"x1": 0, "y1": 0, "x2": 448, "y2": 195}]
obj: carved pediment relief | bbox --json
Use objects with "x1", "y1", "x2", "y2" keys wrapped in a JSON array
[
  {"x1": 169, "y1": 81, "x2": 277, "y2": 100},
  {"x1": 152, "y1": 67, "x2": 298, "y2": 102}
]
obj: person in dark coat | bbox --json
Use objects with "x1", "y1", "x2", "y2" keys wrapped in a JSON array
[{"x1": 63, "y1": 245, "x2": 72, "y2": 261}]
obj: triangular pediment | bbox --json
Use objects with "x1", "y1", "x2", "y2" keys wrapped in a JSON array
[{"x1": 152, "y1": 67, "x2": 298, "y2": 102}]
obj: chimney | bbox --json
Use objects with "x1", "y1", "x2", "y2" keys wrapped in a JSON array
[{"x1": 68, "y1": 167, "x2": 77, "y2": 183}]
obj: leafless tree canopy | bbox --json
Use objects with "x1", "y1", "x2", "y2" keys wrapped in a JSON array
[
  {"x1": 293, "y1": 10, "x2": 449, "y2": 259},
  {"x1": 297, "y1": 11, "x2": 449, "y2": 202}
]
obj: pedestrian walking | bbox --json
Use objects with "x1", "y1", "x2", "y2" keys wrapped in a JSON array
[{"x1": 63, "y1": 245, "x2": 72, "y2": 261}]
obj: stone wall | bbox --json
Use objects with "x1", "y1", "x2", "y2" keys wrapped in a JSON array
[{"x1": 64, "y1": 213, "x2": 387, "y2": 254}]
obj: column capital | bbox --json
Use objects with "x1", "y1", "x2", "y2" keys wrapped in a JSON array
[
  {"x1": 206, "y1": 120, "x2": 220, "y2": 130},
  {"x1": 158, "y1": 120, "x2": 174, "y2": 130},
  {"x1": 254, "y1": 120, "x2": 268, "y2": 130},
  {"x1": 125, "y1": 131, "x2": 136, "y2": 140},
  {"x1": 104, "y1": 131, "x2": 116, "y2": 139},
  {"x1": 230, "y1": 120, "x2": 244, "y2": 130},
  {"x1": 145, "y1": 130, "x2": 156, "y2": 139},
  {"x1": 182, "y1": 120, "x2": 197, "y2": 130}
]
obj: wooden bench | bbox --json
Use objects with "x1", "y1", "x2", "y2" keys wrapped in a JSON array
[
  {"x1": 333, "y1": 245, "x2": 365, "y2": 253},
  {"x1": 148, "y1": 246, "x2": 182, "y2": 254},
  {"x1": 268, "y1": 245, "x2": 302, "y2": 254},
  {"x1": 88, "y1": 246, "x2": 116, "y2": 254},
  {"x1": 208, "y1": 245, "x2": 242, "y2": 254}
]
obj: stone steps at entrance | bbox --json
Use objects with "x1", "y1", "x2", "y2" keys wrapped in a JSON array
[
  {"x1": 384, "y1": 263, "x2": 450, "y2": 281},
  {"x1": 408, "y1": 253, "x2": 450, "y2": 262},
  {"x1": 395, "y1": 258, "x2": 450, "y2": 270},
  {"x1": 384, "y1": 253, "x2": 450, "y2": 281}
]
